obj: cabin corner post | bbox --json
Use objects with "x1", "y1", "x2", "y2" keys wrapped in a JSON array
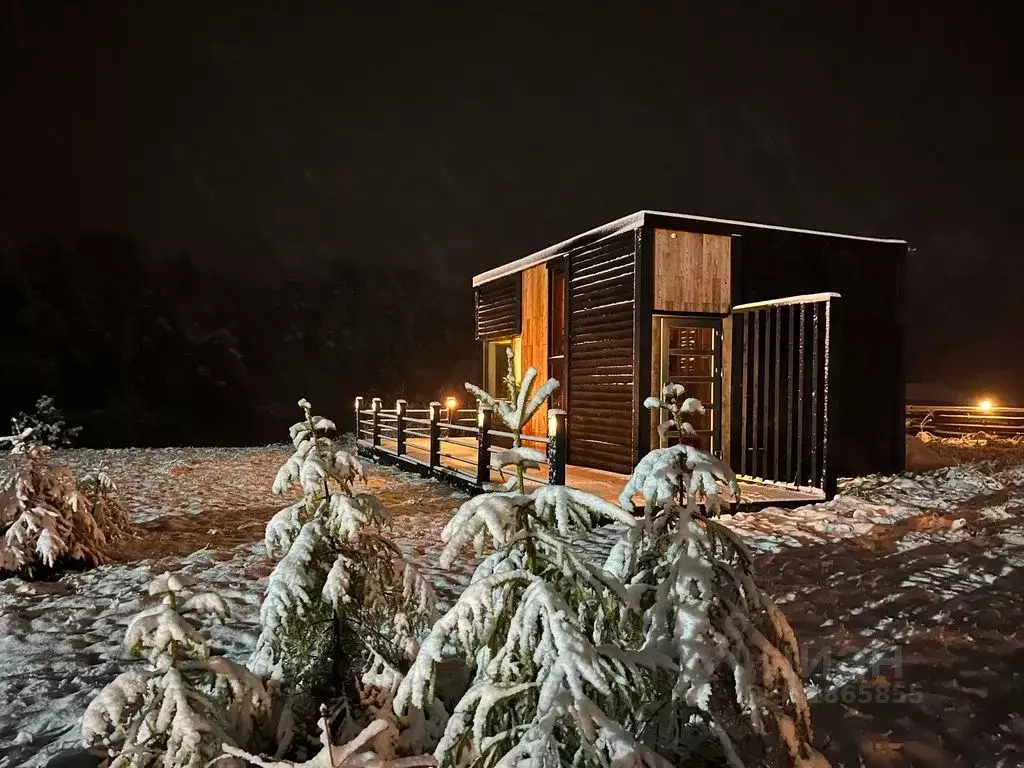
[
  {"x1": 547, "y1": 409, "x2": 567, "y2": 485},
  {"x1": 354, "y1": 396, "x2": 364, "y2": 442},
  {"x1": 395, "y1": 399, "x2": 408, "y2": 456},
  {"x1": 476, "y1": 407, "x2": 492, "y2": 485},
  {"x1": 371, "y1": 397, "x2": 382, "y2": 448},
  {"x1": 633, "y1": 226, "x2": 654, "y2": 464},
  {"x1": 428, "y1": 402, "x2": 441, "y2": 469},
  {"x1": 893, "y1": 243, "x2": 908, "y2": 473}
]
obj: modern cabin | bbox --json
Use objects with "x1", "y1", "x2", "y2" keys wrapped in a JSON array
[{"x1": 473, "y1": 210, "x2": 907, "y2": 499}]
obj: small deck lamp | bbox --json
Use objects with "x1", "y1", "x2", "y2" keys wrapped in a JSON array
[
  {"x1": 977, "y1": 398, "x2": 994, "y2": 412},
  {"x1": 445, "y1": 396, "x2": 458, "y2": 423}
]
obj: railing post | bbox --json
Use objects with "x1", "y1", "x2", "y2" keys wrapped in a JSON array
[
  {"x1": 476, "y1": 407, "x2": 492, "y2": 485},
  {"x1": 371, "y1": 397, "x2": 382, "y2": 448},
  {"x1": 547, "y1": 409, "x2": 567, "y2": 486},
  {"x1": 395, "y1": 399, "x2": 407, "y2": 456},
  {"x1": 354, "y1": 396, "x2": 364, "y2": 443},
  {"x1": 428, "y1": 401, "x2": 441, "y2": 470}
]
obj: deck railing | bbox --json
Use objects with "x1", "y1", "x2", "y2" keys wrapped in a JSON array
[
  {"x1": 730, "y1": 292, "x2": 839, "y2": 497},
  {"x1": 353, "y1": 397, "x2": 568, "y2": 494},
  {"x1": 906, "y1": 404, "x2": 1024, "y2": 439}
]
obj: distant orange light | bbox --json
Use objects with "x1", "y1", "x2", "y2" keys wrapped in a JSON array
[
  {"x1": 978, "y1": 398, "x2": 993, "y2": 411},
  {"x1": 445, "y1": 396, "x2": 458, "y2": 412}
]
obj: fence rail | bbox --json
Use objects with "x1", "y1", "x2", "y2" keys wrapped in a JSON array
[
  {"x1": 906, "y1": 405, "x2": 1024, "y2": 439},
  {"x1": 352, "y1": 396, "x2": 568, "y2": 494},
  {"x1": 730, "y1": 293, "x2": 838, "y2": 497}
]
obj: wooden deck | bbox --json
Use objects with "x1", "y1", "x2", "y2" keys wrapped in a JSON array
[{"x1": 374, "y1": 435, "x2": 823, "y2": 510}]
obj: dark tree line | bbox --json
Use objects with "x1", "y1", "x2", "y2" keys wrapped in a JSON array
[{"x1": 0, "y1": 235, "x2": 477, "y2": 447}]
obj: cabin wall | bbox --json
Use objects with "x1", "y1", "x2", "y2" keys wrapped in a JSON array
[
  {"x1": 520, "y1": 265, "x2": 549, "y2": 437},
  {"x1": 735, "y1": 233, "x2": 906, "y2": 478},
  {"x1": 474, "y1": 274, "x2": 521, "y2": 341},
  {"x1": 651, "y1": 230, "x2": 732, "y2": 313},
  {"x1": 566, "y1": 232, "x2": 638, "y2": 474}
]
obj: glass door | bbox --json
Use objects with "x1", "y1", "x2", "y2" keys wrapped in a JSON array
[{"x1": 653, "y1": 316, "x2": 722, "y2": 455}]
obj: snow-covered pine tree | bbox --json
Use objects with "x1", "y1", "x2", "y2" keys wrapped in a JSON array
[
  {"x1": 606, "y1": 396, "x2": 829, "y2": 768},
  {"x1": 82, "y1": 571, "x2": 270, "y2": 768},
  {"x1": 0, "y1": 429, "x2": 132, "y2": 577},
  {"x1": 248, "y1": 399, "x2": 440, "y2": 759},
  {"x1": 464, "y1": 347, "x2": 558, "y2": 493},
  {"x1": 396, "y1": 359, "x2": 669, "y2": 768},
  {"x1": 644, "y1": 382, "x2": 706, "y2": 448},
  {"x1": 10, "y1": 394, "x2": 82, "y2": 446}
]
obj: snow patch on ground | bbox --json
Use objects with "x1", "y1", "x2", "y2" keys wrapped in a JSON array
[{"x1": 2, "y1": 447, "x2": 1024, "y2": 767}]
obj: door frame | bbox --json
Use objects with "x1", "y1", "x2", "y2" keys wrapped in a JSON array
[{"x1": 651, "y1": 314, "x2": 724, "y2": 457}]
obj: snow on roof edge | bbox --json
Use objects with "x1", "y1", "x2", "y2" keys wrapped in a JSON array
[
  {"x1": 472, "y1": 210, "x2": 907, "y2": 287},
  {"x1": 472, "y1": 212, "x2": 643, "y2": 288}
]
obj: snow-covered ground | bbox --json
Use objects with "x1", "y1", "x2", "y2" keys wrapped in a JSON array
[{"x1": 2, "y1": 443, "x2": 1023, "y2": 767}]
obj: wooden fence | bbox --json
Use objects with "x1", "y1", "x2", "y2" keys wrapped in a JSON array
[
  {"x1": 906, "y1": 405, "x2": 1024, "y2": 439},
  {"x1": 353, "y1": 397, "x2": 568, "y2": 494}
]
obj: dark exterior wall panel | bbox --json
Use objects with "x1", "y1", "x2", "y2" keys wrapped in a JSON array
[
  {"x1": 567, "y1": 233, "x2": 637, "y2": 474},
  {"x1": 735, "y1": 233, "x2": 906, "y2": 478},
  {"x1": 474, "y1": 275, "x2": 521, "y2": 341}
]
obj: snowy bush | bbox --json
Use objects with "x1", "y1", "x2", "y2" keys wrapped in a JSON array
[
  {"x1": 247, "y1": 399, "x2": 440, "y2": 759},
  {"x1": 396, "y1": 364, "x2": 667, "y2": 768},
  {"x1": 604, "y1": 500, "x2": 828, "y2": 767},
  {"x1": 397, "y1": 362, "x2": 827, "y2": 768},
  {"x1": 607, "y1": 394, "x2": 828, "y2": 767},
  {"x1": 0, "y1": 429, "x2": 132, "y2": 576},
  {"x1": 10, "y1": 394, "x2": 82, "y2": 446},
  {"x1": 82, "y1": 571, "x2": 270, "y2": 768}
]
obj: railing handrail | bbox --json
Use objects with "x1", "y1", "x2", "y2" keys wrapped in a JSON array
[
  {"x1": 732, "y1": 292, "x2": 840, "y2": 312},
  {"x1": 354, "y1": 394, "x2": 568, "y2": 492}
]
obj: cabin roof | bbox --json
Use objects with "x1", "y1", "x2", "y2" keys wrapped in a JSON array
[{"x1": 472, "y1": 209, "x2": 908, "y2": 287}]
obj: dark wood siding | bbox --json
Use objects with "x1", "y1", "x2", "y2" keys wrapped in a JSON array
[
  {"x1": 567, "y1": 232, "x2": 637, "y2": 474},
  {"x1": 474, "y1": 275, "x2": 521, "y2": 341}
]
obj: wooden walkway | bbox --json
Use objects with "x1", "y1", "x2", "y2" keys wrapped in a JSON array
[{"x1": 373, "y1": 435, "x2": 823, "y2": 509}]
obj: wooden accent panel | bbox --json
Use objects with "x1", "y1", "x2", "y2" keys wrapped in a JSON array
[
  {"x1": 521, "y1": 265, "x2": 549, "y2": 437},
  {"x1": 475, "y1": 275, "x2": 521, "y2": 341},
  {"x1": 567, "y1": 233, "x2": 636, "y2": 474},
  {"x1": 652, "y1": 230, "x2": 732, "y2": 313},
  {"x1": 649, "y1": 317, "x2": 662, "y2": 450}
]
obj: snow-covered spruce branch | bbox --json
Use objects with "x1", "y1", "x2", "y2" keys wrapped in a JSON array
[
  {"x1": 0, "y1": 430, "x2": 132, "y2": 576},
  {"x1": 223, "y1": 703, "x2": 438, "y2": 768},
  {"x1": 247, "y1": 399, "x2": 440, "y2": 760},
  {"x1": 644, "y1": 383, "x2": 705, "y2": 447},
  {"x1": 619, "y1": 441, "x2": 741, "y2": 514},
  {"x1": 465, "y1": 348, "x2": 558, "y2": 495},
  {"x1": 396, "y1": 364, "x2": 680, "y2": 767},
  {"x1": 82, "y1": 572, "x2": 270, "y2": 768},
  {"x1": 606, "y1": 496, "x2": 827, "y2": 766}
]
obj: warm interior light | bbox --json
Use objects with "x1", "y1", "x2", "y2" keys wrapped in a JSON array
[
  {"x1": 445, "y1": 396, "x2": 458, "y2": 411},
  {"x1": 978, "y1": 398, "x2": 994, "y2": 411}
]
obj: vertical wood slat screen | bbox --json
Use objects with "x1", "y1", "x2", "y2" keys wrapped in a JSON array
[
  {"x1": 566, "y1": 233, "x2": 637, "y2": 474},
  {"x1": 733, "y1": 295, "x2": 836, "y2": 494}
]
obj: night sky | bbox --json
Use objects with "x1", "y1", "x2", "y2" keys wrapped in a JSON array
[{"x1": 1, "y1": 1, "x2": 1021, "y2": 446}]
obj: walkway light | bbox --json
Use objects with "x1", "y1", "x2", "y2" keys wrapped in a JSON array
[
  {"x1": 445, "y1": 396, "x2": 458, "y2": 413},
  {"x1": 977, "y1": 398, "x2": 994, "y2": 411}
]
